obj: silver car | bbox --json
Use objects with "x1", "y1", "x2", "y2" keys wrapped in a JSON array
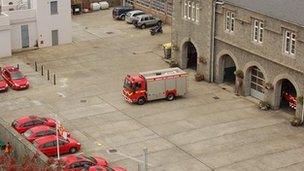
[
  {"x1": 125, "y1": 10, "x2": 145, "y2": 24},
  {"x1": 133, "y1": 14, "x2": 162, "y2": 29}
]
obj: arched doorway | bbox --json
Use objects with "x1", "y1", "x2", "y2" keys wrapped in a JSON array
[
  {"x1": 183, "y1": 41, "x2": 197, "y2": 69},
  {"x1": 221, "y1": 55, "x2": 236, "y2": 84},
  {"x1": 276, "y1": 79, "x2": 297, "y2": 113},
  {"x1": 247, "y1": 66, "x2": 265, "y2": 100}
]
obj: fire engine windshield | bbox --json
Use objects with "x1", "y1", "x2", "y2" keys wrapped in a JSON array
[{"x1": 124, "y1": 78, "x2": 133, "y2": 90}]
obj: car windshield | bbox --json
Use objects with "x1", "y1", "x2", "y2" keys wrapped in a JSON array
[
  {"x1": 83, "y1": 155, "x2": 97, "y2": 164},
  {"x1": 123, "y1": 78, "x2": 133, "y2": 90},
  {"x1": 11, "y1": 72, "x2": 24, "y2": 80},
  {"x1": 23, "y1": 130, "x2": 33, "y2": 138}
]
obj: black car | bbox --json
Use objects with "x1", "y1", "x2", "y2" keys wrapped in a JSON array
[{"x1": 112, "y1": 6, "x2": 134, "y2": 20}]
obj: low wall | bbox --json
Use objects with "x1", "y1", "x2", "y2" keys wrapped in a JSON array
[{"x1": 0, "y1": 118, "x2": 48, "y2": 167}]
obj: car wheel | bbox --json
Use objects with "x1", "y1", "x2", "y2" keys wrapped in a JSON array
[
  {"x1": 166, "y1": 93, "x2": 175, "y2": 101},
  {"x1": 151, "y1": 31, "x2": 155, "y2": 36},
  {"x1": 121, "y1": 15, "x2": 125, "y2": 20},
  {"x1": 137, "y1": 97, "x2": 146, "y2": 105},
  {"x1": 141, "y1": 24, "x2": 146, "y2": 29},
  {"x1": 69, "y1": 147, "x2": 77, "y2": 154}
]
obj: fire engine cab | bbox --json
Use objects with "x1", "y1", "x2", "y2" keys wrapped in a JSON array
[{"x1": 123, "y1": 68, "x2": 188, "y2": 105}]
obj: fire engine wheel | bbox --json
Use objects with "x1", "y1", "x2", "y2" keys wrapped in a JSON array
[
  {"x1": 69, "y1": 147, "x2": 77, "y2": 154},
  {"x1": 137, "y1": 97, "x2": 146, "y2": 105},
  {"x1": 166, "y1": 93, "x2": 175, "y2": 101}
]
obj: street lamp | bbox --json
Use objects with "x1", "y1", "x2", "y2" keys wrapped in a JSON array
[
  {"x1": 106, "y1": 148, "x2": 151, "y2": 171},
  {"x1": 55, "y1": 114, "x2": 60, "y2": 160}
]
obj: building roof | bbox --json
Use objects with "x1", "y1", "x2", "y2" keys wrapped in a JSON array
[{"x1": 224, "y1": 0, "x2": 304, "y2": 27}]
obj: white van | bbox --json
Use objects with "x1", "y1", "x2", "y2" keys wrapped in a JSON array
[{"x1": 125, "y1": 10, "x2": 145, "y2": 24}]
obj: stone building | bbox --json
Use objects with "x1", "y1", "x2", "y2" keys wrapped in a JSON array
[{"x1": 172, "y1": 0, "x2": 304, "y2": 116}]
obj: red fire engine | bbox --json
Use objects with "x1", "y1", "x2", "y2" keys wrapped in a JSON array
[{"x1": 123, "y1": 68, "x2": 188, "y2": 105}]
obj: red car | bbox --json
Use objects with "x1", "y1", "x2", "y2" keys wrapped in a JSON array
[
  {"x1": 61, "y1": 154, "x2": 108, "y2": 171},
  {"x1": 1, "y1": 65, "x2": 29, "y2": 90},
  {"x1": 0, "y1": 72, "x2": 8, "y2": 92},
  {"x1": 23, "y1": 125, "x2": 70, "y2": 143},
  {"x1": 282, "y1": 91, "x2": 297, "y2": 109},
  {"x1": 12, "y1": 115, "x2": 56, "y2": 134},
  {"x1": 89, "y1": 166, "x2": 127, "y2": 171},
  {"x1": 33, "y1": 135, "x2": 81, "y2": 157}
]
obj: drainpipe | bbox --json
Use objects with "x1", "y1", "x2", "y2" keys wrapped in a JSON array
[
  {"x1": 210, "y1": 0, "x2": 224, "y2": 82},
  {"x1": 301, "y1": 100, "x2": 304, "y2": 124}
]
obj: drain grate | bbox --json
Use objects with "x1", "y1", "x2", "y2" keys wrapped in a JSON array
[
  {"x1": 80, "y1": 99, "x2": 87, "y2": 103},
  {"x1": 213, "y1": 96, "x2": 220, "y2": 100}
]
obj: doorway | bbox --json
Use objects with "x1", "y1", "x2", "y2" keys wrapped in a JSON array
[
  {"x1": 21, "y1": 25, "x2": 29, "y2": 48},
  {"x1": 52, "y1": 30, "x2": 59, "y2": 46}
]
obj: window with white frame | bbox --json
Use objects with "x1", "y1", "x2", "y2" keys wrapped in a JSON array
[
  {"x1": 191, "y1": 2, "x2": 195, "y2": 21},
  {"x1": 225, "y1": 11, "x2": 235, "y2": 32},
  {"x1": 183, "y1": 1, "x2": 187, "y2": 19},
  {"x1": 284, "y1": 30, "x2": 296, "y2": 55},
  {"x1": 183, "y1": 1, "x2": 200, "y2": 23},
  {"x1": 50, "y1": 1, "x2": 58, "y2": 15},
  {"x1": 196, "y1": 3, "x2": 199, "y2": 23},
  {"x1": 253, "y1": 19, "x2": 264, "y2": 43},
  {"x1": 188, "y1": 1, "x2": 191, "y2": 20}
]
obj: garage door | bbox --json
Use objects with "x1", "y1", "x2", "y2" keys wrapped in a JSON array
[{"x1": 250, "y1": 67, "x2": 265, "y2": 100}]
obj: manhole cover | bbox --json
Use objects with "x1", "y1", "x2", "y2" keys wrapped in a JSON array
[
  {"x1": 80, "y1": 99, "x2": 87, "y2": 103},
  {"x1": 106, "y1": 31, "x2": 114, "y2": 34},
  {"x1": 213, "y1": 96, "x2": 220, "y2": 100}
]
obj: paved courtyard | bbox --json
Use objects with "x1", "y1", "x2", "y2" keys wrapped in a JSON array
[{"x1": 1, "y1": 9, "x2": 304, "y2": 171}]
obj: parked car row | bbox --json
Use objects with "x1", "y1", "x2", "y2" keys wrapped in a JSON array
[
  {"x1": 11, "y1": 115, "x2": 127, "y2": 171},
  {"x1": 112, "y1": 6, "x2": 162, "y2": 29},
  {"x1": 0, "y1": 65, "x2": 29, "y2": 92},
  {"x1": 11, "y1": 115, "x2": 79, "y2": 157}
]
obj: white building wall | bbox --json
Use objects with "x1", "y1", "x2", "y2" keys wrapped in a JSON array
[
  {"x1": 34, "y1": 0, "x2": 72, "y2": 47},
  {"x1": 0, "y1": 0, "x2": 72, "y2": 57},
  {"x1": 10, "y1": 21, "x2": 37, "y2": 50},
  {"x1": 0, "y1": 30, "x2": 12, "y2": 57},
  {"x1": 5, "y1": 9, "x2": 37, "y2": 50},
  {"x1": 0, "y1": 14, "x2": 12, "y2": 57}
]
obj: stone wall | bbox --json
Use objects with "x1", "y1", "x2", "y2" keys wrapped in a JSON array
[
  {"x1": 172, "y1": 0, "x2": 213, "y2": 81},
  {"x1": 133, "y1": 3, "x2": 172, "y2": 25},
  {"x1": 0, "y1": 118, "x2": 48, "y2": 166}
]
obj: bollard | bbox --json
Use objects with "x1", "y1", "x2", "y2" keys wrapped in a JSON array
[
  {"x1": 0, "y1": 67, "x2": 1, "y2": 71},
  {"x1": 53, "y1": 74, "x2": 56, "y2": 85},
  {"x1": 17, "y1": 64, "x2": 19, "y2": 69},
  {"x1": 47, "y1": 70, "x2": 50, "y2": 80},
  {"x1": 35, "y1": 62, "x2": 37, "y2": 71},
  {"x1": 41, "y1": 65, "x2": 44, "y2": 76}
]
